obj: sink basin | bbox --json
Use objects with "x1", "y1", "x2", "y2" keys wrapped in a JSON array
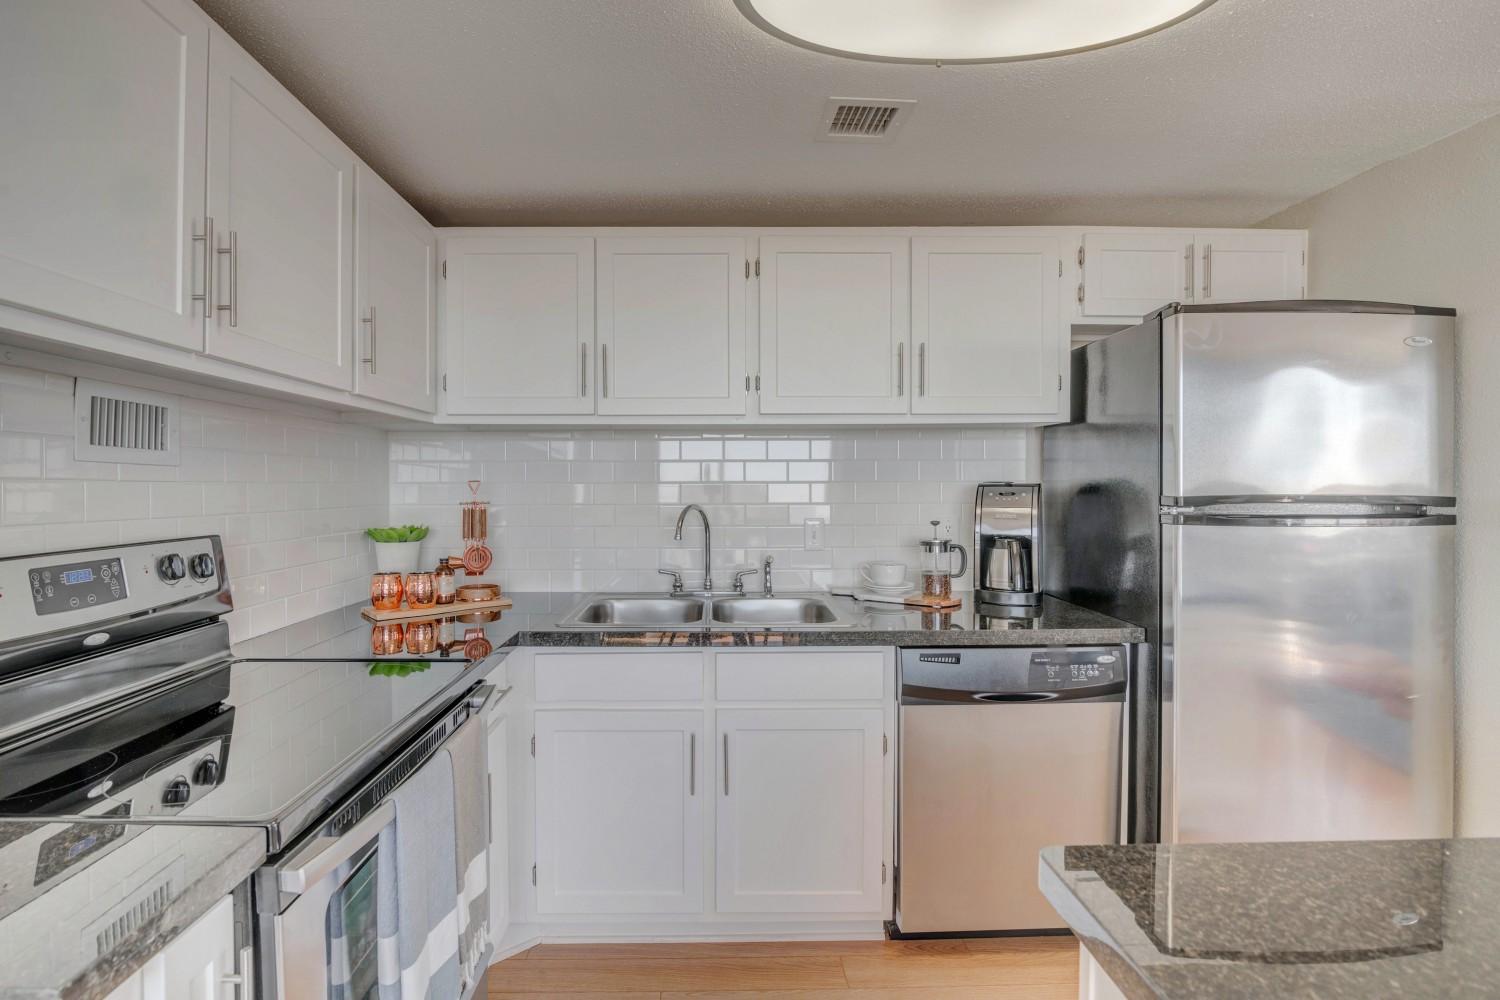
[
  {"x1": 566, "y1": 597, "x2": 705, "y2": 626},
  {"x1": 709, "y1": 597, "x2": 838, "y2": 625}
]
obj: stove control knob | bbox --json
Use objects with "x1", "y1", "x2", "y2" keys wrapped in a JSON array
[
  {"x1": 193, "y1": 755, "x2": 221, "y2": 785},
  {"x1": 189, "y1": 553, "x2": 216, "y2": 581},
  {"x1": 157, "y1": 554, "x2": 186, "y2": 583},
  {"x1": 162, "y1": 776, "x2": 191, "y2": 806}
]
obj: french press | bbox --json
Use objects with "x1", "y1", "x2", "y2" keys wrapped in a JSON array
[{"x1": 918, "y1": 520, "x2": 968, "y2": 600}]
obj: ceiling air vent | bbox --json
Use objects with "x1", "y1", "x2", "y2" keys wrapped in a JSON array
[
  {"x1": 73, "y1": 378, "x2": 180, "y2": 466},
  {"x1": 819, "y1": 97, "x2": 915, "y2": 142}
]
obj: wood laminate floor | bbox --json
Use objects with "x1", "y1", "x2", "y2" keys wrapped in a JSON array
[{"x1": 487, "y1": 936, "x2": 1079, "y2": 999}]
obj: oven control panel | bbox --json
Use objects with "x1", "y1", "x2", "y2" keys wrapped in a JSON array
[{"x1": 0, "y1": 537, "x2": 226, "y2": 638}]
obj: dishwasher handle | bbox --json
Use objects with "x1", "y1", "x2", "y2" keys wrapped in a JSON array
[{"x1": 901, "y1": 680, "x2": 1125, "y2": 705}]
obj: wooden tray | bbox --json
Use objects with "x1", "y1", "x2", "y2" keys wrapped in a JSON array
[{"x1": 360, "y1": 596, "x2": 513, "y2": 622}]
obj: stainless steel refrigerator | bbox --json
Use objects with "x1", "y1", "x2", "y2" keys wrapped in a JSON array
[{"x1": 1043, "y1": 301, "x2": 1455, "y2": 845}]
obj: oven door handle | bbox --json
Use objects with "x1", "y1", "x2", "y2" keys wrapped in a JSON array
[{"x1": 276, "y1": 800, "x2": 395, "y2": 896}]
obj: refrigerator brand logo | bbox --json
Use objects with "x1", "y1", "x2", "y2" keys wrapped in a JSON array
[{"x1": 1405, "y1": 336, "x2": 1434, "y2": 347}]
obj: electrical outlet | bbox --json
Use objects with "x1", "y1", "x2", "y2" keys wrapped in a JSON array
[{"x1": 803, "y1": 517, "x2": 826, "y2": 550}]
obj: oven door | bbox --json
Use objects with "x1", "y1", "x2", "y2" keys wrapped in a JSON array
[{"x1": 257, "y1": 683, "x2": 494, "y2": 1000}]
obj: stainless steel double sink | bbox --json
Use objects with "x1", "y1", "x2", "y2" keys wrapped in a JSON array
[{"x1": 555, "y1": 593, "x2": 863, "y2": 629}]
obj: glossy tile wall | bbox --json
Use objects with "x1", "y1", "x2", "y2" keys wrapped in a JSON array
[
  {"x1": 388, "y1": 429, "x2": 1032, "y2": 593},
  {"x1": 0, "y1": 361, "x2": 388, "y2": 643}
]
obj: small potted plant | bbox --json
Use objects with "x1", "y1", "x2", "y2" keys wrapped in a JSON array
[{"x1": 365, "y1": 524, "x2": 429, "y2": 574}]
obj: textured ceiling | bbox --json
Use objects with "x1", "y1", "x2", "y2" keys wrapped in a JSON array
[{"x1": 194, "y1": 0, "x2": 1500, "y2": 228}]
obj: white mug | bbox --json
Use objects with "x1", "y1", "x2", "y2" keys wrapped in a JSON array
[{"x1": 860, "y1": 561, "x2": 906, "y2": 587}]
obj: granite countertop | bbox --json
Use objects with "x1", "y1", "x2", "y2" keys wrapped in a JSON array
[{"x1": 1040, "y1": 838, "x2": 1500, "y2": 999}]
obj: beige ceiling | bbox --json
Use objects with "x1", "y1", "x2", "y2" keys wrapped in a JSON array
[{"x1": 195, "y1": 0, "x2": 1500, "y2": 228}]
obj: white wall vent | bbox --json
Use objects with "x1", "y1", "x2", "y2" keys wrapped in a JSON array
[
  {"x1": 73, "y1": 379, "x2": 180, "y2": 466},
  {"x1": 819, "y1": 98, "x2": 915, "y2": 141}
]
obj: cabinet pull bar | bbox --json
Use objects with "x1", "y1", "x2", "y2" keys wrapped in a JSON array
[
  {"x1": 918, "y1": 343, "x2": 927, "y2": 396},
  {"x1": 191, "y1": 217, "x2": 213, "y2": 315},
  {"x1": 361, "y1": 307, "x2": 377, "y2": 373},
  {"x1": 1185, "y1": 244, "x2": 1194, "y2": 300},
  {"x1": 216, "y1": 231, "x2": 238, "y2": 327},
  {"x1": 723, "y1": 733, "x2": 729, "y2": 796},
  {"x1": 896, "y1": 343, "x2": 904, "y2": 396},
  {"x1": 1202, "y1": 244, "x2": 1212, "y2": 300},
  {"x1": 601, "y1": 344, "x2": 609, "y2": 398},
  {"x1": 689, "y1": 732, "x2": 696, "y2": 796},
  {"x1": 580, "y1": 344, "x2": 588, "y2": 395}
]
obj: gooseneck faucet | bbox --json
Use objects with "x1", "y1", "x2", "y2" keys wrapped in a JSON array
[{"x1": 674, "y1": 503, "x2": 713, "y2": 592}]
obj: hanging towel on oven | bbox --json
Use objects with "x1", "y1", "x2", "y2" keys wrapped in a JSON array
[
  {"x1": 377, "y1": 748, "x2": 460, "y2": 1000},
  {"x1": 447, "y1": 713, "x2": 491, "y2": 992}
]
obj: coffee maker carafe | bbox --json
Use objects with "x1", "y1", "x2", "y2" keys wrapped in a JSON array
[{"x1": 975, "y1": 483, "x2": 1042, "y2": 606}]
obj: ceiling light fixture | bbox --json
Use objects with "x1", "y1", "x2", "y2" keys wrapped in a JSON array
[{"x1": 732, "y1": 0, "x2": 1219, "y2": 65}]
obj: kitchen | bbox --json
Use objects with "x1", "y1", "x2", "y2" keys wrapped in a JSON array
[{"x1": 0, "y1": 1, "x2": 1496, "y2": 998}]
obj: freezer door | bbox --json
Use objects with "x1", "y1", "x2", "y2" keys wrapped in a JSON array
[
  {"x1": 1162, "y1": 515, "x2": 1454, "y2": 844},
  {"x1": 1162, "y1": 309, "x2": 1455, "y2": 503}
]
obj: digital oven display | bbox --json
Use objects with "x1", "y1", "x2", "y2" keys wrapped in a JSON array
[{"x1": 29, "y1": 558, "x2": 126, "y2": 616}]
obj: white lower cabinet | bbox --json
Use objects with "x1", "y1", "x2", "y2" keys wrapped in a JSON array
[
  {"x1": 533, "y1": 709, "x2": 705, "y2": 915},
  {"x1": 486, "y1": 705, "x2": 511, "y2": 943},
  {"x1": 137, "y1": 894, "x2": 237, "y2": 1000},
  {"x1": 715, "y1": 708, "x2": 885, "y2": 914}
]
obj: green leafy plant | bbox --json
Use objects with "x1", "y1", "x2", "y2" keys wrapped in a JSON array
[
  {"x1": 365, "y1": 525, "x2": 429, "y2": 543},
  {"x1": 367, "y1": 661, "x2": 433, "y2": 677}
]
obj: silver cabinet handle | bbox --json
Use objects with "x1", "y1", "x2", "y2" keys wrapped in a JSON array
[
  {"x1": 221, "y1": 945, "x2": 254, "y2": 1000},
  {"x1": 601, "y1": 344, "x2": 609, "y2": 398},
  {"x1": 580, "y1": 343, "x2": 588, "y2": 396},
  {"x1": 361, "y1": 306, "x2": 377, "y2": 373},
  {"x1": 1202, "y1": 244, "x2": 1211, "y2": 300},
  {"x1": 722, "y1": 733, "x2": 729, "y2": 796},
  {"x1": 918, "y1": 343, "x2": 927, "y2": 396},
  {"x1": 896, "y1": 342, "x2": 904, "y2": 396},
  {"x1": 689, "y1": 731, "x2": 696, "y2": 796},
  {"x1": 216, "y1": 230, "x2": 238, "y2": 327},
  {"x1": 191, "y1": 217, "x2": 213, "y2": 316},
  {"x1": 1184, "y1": 244, "x2": 1194, "y2": 300}
]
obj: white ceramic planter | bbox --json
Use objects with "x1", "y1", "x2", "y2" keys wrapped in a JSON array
[{"x1": 373, "y1": 540, "x2": 423, "y2": 575}]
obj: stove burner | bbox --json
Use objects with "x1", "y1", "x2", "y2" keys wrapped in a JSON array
[{"x1": 0, "y1": 749, "x2": 119, "y2": 811}]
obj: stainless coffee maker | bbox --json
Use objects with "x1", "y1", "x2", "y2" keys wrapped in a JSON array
[{"x1": 975, "y1": 483, "x2": 1042, "y2": 606}]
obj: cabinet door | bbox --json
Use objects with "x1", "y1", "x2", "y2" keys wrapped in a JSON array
[
  {"x1": 716, "y1": 708, "x2": 884, "y2": 913},
  {"x1": 1198, "y1": 231, "x2": 1305, "y2": 304},
  {"x1": 443, "y1": 238, "x2": 595, "y2": 415},
  {"x1": 486, "y1": 708, "x2": 510, "y2": 945},
  {"x1": 1080, "y1": 232, "x2": 1194, "y2": 317},
  {"x1": 596, "y1": 238, "x2": 747, "y2": 416},
  {"x1": 205, "y1": 29, "x2": 355, "y2": 389},
  {"x1": 0, "y1": 0, "x2": 209, "y2": 350},
  {"x1": 534, "y1": 710, "x2": 704, "y2": 914},
  {"x1": 912, "y1": 237, "x2": 1062, "y2": 415},
  {"x1": 143, "y1": 894, "x2": 235, "y2": 1000},
  {"x1": 758, "y1": 237, "x2": 910, "y2": 414},
  {"x1": 354, "y1": 164, "x2": 436, "y2": 412}
]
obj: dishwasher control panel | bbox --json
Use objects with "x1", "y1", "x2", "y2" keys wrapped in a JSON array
[
  {"x1": 901, "y1": 645, "x2": 1128, "y2": 703},
  {"x1": 1028, "y1": 649, "x2": 1123, "y2": 689}
]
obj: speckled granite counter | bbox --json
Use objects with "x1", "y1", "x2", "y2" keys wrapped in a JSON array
[
  {"x1": 1041, "y1": 838, "x2": 1500, "y2": 999},
  {"x1": 0, "y1": 823, "x2": 262, "y2": 1000}
]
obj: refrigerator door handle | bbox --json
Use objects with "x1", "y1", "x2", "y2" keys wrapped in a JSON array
[{"x1": 1162, "y1": 512, "x2": 1455, "y2": 528}]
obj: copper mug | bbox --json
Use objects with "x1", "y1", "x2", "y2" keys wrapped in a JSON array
[
  {"x1": 370, "y1": 572, "x2": 403, "y2": 611},
  {"x1": 370, "y1": 622, "x2": 405, "y2": 655},
  {"x1": 405, "y1": 620, "x2": 438, "y2": 654},
  {"x1": 404, "y1": 571, "x2": 436, "y2": 609}
]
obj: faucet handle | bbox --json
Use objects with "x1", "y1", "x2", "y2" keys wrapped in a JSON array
[
  {"x1": 732, "y1": 567, "x2": 760, "y2": 594},
  {"x1": 761, "y1": 555, "x2": 774, "y2": 596},
  {"x1": 657, "y1": 568, "x2": 685, "y2": 594}
]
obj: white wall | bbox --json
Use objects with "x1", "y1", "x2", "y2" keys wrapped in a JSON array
[
  {"x1": 0, "y1": 359, "x2": 389, "y2": 643},
  {"x1": 388, "y1": 428, "x2": 1031, "y2": 594},
  {"x1": 1262, "y1": 112, "x2": 1500, "y2": 835}
]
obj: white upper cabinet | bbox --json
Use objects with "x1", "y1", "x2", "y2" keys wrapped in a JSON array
[
  {"x1": 354, "y1": 165, "x2": 436, "y2": 412},
  {"x1": 205, "y1": 29, "x2": 356, "y2": 389},
  {"x1": 443, "y1": 237, "x2": 595, "y2": 415},
  {"x1": 533, "y1": 709, "x2": 704, "y2": 915},
  {"x1": 1079, "y1": 232, "x2": 1194, "y2": 318},
  {"x1": 716, "y1": 708, "x2": 885, "y2": 914},
  {"x1": 912, "y1": 236, "x2": 1062, "y2": 415},
  {"x1": 758, "y1": 236, "x2": 910, "y2": 414},
  {"x1": 1197, "y1": 230, "x2": 1305, "y2": 304},
  {"x1": 0, "y1": 0, "x2": 209, "y2": 350},
  {"x1": 596, "y1": 238, "x2": 747, "y2": 416}
]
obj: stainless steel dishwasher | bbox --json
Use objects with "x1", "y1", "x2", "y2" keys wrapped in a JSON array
[{"x1": 895, "y1": 645, "x2": 1129, "y2": 935}]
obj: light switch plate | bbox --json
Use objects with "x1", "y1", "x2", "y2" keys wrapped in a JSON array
[{"x1": 803, "y1": 517, "x2": 826, "y2": 550}]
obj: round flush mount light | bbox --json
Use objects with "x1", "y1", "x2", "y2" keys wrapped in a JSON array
[{"x1": 732, "y1": 0, "x2": 1220, "y2": 65}]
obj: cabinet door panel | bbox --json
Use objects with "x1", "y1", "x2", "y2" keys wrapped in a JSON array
[
  {"x1": 1081, "y1": 232, "x2": 1194, "y2": 317},
  {"x1": 148, "y1": 894, "x2": 234, "y2": 1000},
  {"x1": 597, "y1": 238, "x2": 746, "y2": 415},
  {"x1": 1199, "y1": 231, "x2": 1304, "y2": 304},
  {"x1": 716, "y1": 708, "x2": 884, "y2": 913},
  {"x1": 913, "y1": 237, "x2": 1061, "y2": 415},
  {"x1": 443, "y1": 238, "x2": 594, "y2": 414},
  {"x1": 206, "y1": 30, "x2": 355, "y2": 388},
  {"x1": 534, "y1": 710, "x2": 703, "y2": 914},
  {"x1": 759, "y1": 237, "x2": 909, "y2": 414},
  {"x1": 354, "y1": 164, "x2": 435, "y2": 411},
  {"x1": 0, "y1": 0, "x2": 208, "y2": 349}
]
